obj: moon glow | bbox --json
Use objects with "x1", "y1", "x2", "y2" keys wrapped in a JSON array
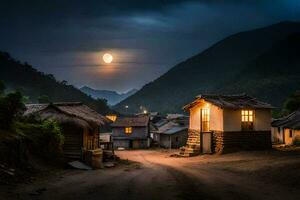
[{"x1": 103, "y1": 53, "x2": 113, "y2": 63}]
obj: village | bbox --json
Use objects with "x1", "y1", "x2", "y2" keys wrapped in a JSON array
[
  {"x1": 1, "y1": 1, "x2": 300, "y2": 199},
  {"x1": 2, "y1": 93, "x2": 300, "y2": 199},
  {"x1": 22, "y1": 94, "x2": 299, "y2": 162}
]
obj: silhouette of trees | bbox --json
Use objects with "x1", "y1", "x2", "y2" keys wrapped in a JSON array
[
  {"x1": 283, "y1": 91, "x2": 300, "y2": 114},
  {"x1": 0, "y1": 51, "x2": 111, "y2": 115},
  {"x1": 38, "y1": 95, "x2": 50, "y2": 103},
  {"x1": 0, "y1": 82, "x2": 26, "y2": 129}
]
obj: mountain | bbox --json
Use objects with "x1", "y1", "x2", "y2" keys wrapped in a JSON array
[
  {"x1": 0, "y1": 52, "x2": 111, "y2": 115},
  {"x1": 114, "y1": 21, "x2": 300, "y2": 114},
  {"x1": 80, "y1": 86, "x2": 138, "y2": 105}
]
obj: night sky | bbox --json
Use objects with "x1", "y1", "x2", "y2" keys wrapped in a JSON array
[{"x1": 1, "y1": 0, "x2": 300, "y2": 93}]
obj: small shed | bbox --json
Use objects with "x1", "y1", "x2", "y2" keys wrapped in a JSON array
[
  {"x1": 271, "y1": 109, "x2": 300, "y2": 145},
  {"x1": 25, "y1": 102, "x2": 110, "y2": 159},
  {"x1": 111, "y1": 116, "x2": 150, "y2": 149}
]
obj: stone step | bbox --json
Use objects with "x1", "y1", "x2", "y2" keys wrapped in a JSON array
[{"x1": 179, "y1": 129, "x2": 201, "y2": 157}]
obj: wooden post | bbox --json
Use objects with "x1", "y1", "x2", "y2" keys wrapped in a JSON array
[{"x1": 200, "y1": 108, "x2": 203, "y2": 153}]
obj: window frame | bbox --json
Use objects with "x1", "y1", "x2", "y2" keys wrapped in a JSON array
[
  {"x1": 241, "y1": 109, "x2": 254, "y2": 131},
  {"x1": 201, "y1": 108, "x2": 210, "y2": 132},
  {"x1": 124, "y1": 127, "x2": 133, "y2": 135}
]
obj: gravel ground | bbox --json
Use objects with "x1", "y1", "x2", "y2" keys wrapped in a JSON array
[{"x1": 2, "y1": 149, "x2": 300, "y2": 200}]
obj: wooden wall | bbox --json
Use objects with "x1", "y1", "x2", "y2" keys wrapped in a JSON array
[
  {"x1": 159, "y1": 130, "x2": 188, "y2": 149},
  {"x1": 112, "y1": 126, "x2": 149, "y2": 139}
]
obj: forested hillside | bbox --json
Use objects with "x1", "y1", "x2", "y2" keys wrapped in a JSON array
[
  {"x1": 114, "y1": 21, "x2": 300, "y2": 114},
  {"x1": 0, "y1": 52, "x2": 111, "y2": 115}
]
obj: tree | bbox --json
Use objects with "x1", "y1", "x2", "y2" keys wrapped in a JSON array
[
  {"x1": 0, "y1": 80, "x2": 5, "y2": 95},
  {"x1": 0, "y1": 91, "x2": 26, "y2": 129},
  {"x1": 283, "y1": 91, "x2": 300, "y2": 114},
  {"x1": 38, "y1": 95, "x2": 50, "y2": 103},
  {"x1": 61, "y1": 80, "x2": 68, "y2": 85}
]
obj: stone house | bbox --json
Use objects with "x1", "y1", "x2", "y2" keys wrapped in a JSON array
[{"x1": 180, "y1": 94, "x2": 273, "y2": 156}]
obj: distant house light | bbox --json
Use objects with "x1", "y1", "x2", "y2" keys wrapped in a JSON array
[
  {"x1": 106, "y1": 115, "x2": 117, "y2": 122},
  {"x1": 125, "y1": 105, "x2": 129, "y2": 109},
  {"x1": 143, "y1": 110, "x2": 147, "y2": 114},
  {"x1": 125, "y1": 127, "x2": 132, "y2": 135}
]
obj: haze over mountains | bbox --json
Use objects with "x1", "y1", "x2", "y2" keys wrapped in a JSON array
[
  {"x1": 114, "y1": 21, "x2": 300, "y2": 114},
  {"x1": 80, "y1": 86, "x2": 137, "y2": 105}
]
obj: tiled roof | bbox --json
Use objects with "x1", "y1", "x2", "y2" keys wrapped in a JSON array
[
  {"x1": 272, "y1": 110, "x2": 300, "y2": 129},
  {"x1": 183, "y1": 94, "x2": 273, "y2": 110},
  {"x1": 111, "y1": 116, "x2": 149, "y2": 127}
]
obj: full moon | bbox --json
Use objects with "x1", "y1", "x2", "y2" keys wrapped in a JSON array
[{"x1": 103, "y1": 53, "x2": 113, "y2": 63}]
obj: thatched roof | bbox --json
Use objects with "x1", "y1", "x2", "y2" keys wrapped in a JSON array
[
  {"x1": 25, "y1": 102, "x2": 110, "y2": 129},
  {"x1": 272, "y1": 110, "x2": 300, "y2": 130},
  {"x1": 183, "y1": 94, "x2": 273, "y2": 111},
  {"x1": 111, "y1": 116, "x2": 149, "y2": 127}
]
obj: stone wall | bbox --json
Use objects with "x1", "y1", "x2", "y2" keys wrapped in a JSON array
[{"x1": 213, "y1": 131, "x2": 272, "y2": 153}]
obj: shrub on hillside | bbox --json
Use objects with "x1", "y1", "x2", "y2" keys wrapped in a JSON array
[
  {"x1": 0, "y1": 90, "x2": 26, "y2": 130},
  {"x1": 16, "y1": 120, "x2": 64, "y2": 161}
]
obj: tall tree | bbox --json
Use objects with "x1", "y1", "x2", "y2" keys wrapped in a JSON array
[
  {"x1": 0, "y1": 80, "x2": 5, "y2": 95},
  {"x1": 283, "y1": 91, "x2": 300, "y2": 114},
  {"x1": 38, "y1": 95, "x2": 50, "y2": 103},
  {"x1": 0, "y1": 88, "x2": 26, "y2": 129}
]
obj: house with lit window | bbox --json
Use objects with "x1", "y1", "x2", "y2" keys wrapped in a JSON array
[
  {"x1": 111, "y1": 115, "x2": 150, "y2": 149},
  {"x1": 180, "y1": 94, "x2": 273, "y2": 156},
  {"x1": 271, "y1": 109, "x2": 300, "y2": 145}
]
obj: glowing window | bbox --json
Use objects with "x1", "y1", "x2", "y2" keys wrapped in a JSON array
[
  {"x1": 106, "y1": 115, "x2": 117, "y2": 122},
  {"x1": 241, "y1": 110, "x2": 254, "y2": 131},
  {"x1": 201, "y1": 108, "x2": 210, "y2": 132},
  {"x1": 125, "y1": 127, "x2": 132, "y2": 135},
  {"x1": 241, "y1": 110, "x2": 254, "y2": 122}
]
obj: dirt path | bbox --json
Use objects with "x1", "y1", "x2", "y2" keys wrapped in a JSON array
[{"x1": 3, "y1": 149, "x2": 300, "y2": 200}]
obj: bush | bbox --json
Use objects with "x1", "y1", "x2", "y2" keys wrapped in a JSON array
[
  {"x1": 15, "y1": 120, "x2": 64, "y2": 161},
  {"x1": 0, "y1": 90, "x2": 26, "y2": 130}
]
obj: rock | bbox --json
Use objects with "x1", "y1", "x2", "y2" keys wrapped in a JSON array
[
  {"x1": 104, "y1": 162, "x2": 115, "y2": 168},
  {"x1": 68, "y1": 161, "x2": 92, "y2": 170},
  {"x1": 1, "y1": 168, "x2": 15, "y2": 176},
  {"x1": 36, "y1": 187, "x2": 47, "y2": 193},
  {"x1": 29, "y1": 191, "x2": 39, "y2": 196}
]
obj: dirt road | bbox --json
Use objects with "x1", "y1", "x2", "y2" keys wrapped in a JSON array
[{"x1": 4, "y1": 149, "x2": 300, "y2": 200}]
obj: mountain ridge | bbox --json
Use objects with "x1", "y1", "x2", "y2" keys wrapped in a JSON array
[
  {"x1": 0, "y1": 52, "x2": 111, "y2": 115},
  {"x1": 114, "y1": 21, "x2": 300, "y2": 114},
  {"x1": 80, "y1": 86, "x2": 138, "y2": 105}
]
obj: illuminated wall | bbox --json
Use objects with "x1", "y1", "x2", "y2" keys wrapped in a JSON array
[
  {"x1": 189, "y1": 100, "x2": 223, "y2": 131},
  {"x1": 189, "y1": 101, "x2": 271, "y2": 132}
]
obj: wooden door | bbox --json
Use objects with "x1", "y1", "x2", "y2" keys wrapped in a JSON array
[
  {"x1": 132, "y1": 140, "x2": 140, "y2": 149},
  {"x1": 202, "y1": 132, "x2": 212, "y2": 154},
  {"x1": 62, "y1": 125, "x2": 83, "y2": 159},
  {"x1": 201, "y1": 108, "x2": 210, "y2": 132}
]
